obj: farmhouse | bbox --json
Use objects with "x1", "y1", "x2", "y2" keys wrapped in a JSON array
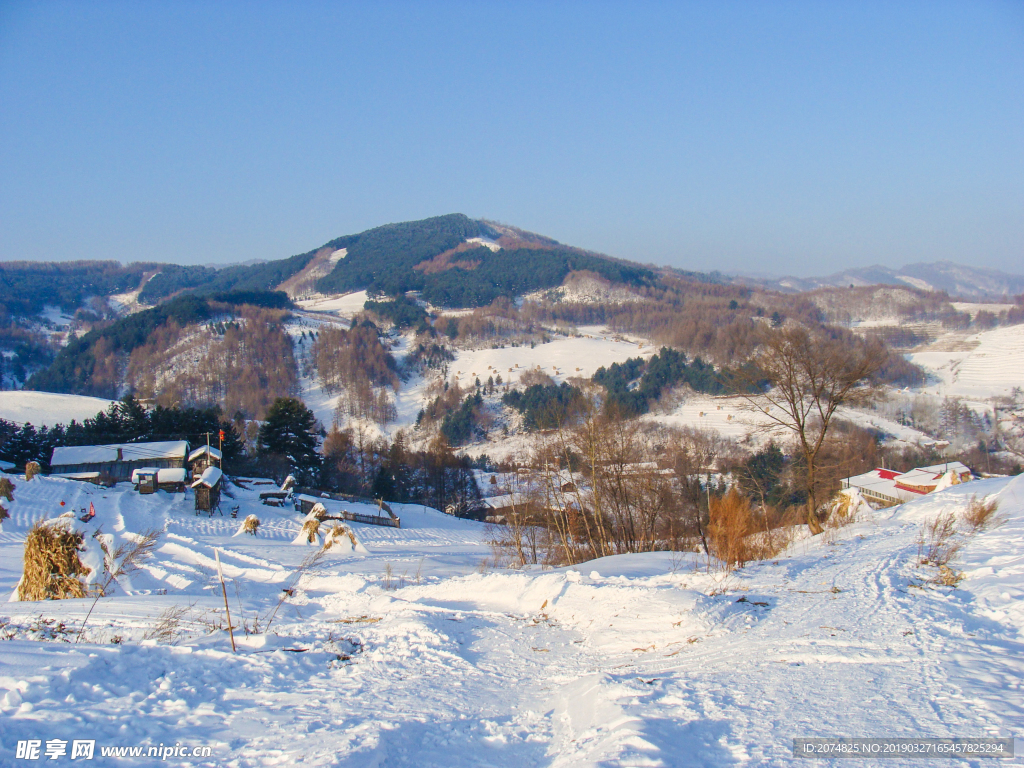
[
  {"x1": 841, "y1": 461, "x2": 973, "y2": 507},
  {"x1": 50, "y1": 441, "x2": 189, "y2": 484}
]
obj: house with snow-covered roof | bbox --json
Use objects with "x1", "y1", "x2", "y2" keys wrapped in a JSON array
[
  {"x1": 841, "y1": 461, "x2": 972, "y2": 507},
  {"x1": 50, "y1": 440, "x2": 189, "y2": 484}
]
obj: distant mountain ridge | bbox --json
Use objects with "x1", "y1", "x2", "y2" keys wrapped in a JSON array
[{"x1": 736, "y1": 260, "x2": 1024, "y2": 300}]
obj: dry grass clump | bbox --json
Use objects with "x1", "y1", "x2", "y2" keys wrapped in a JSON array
[
  {"x1": 826, "y1": 492, "x2": 861, "y2": 528},
  {"x1": 24, "y1": 461, "x2": 41, "y2": 481},
  {"x1": 914, "y1": 494, "x2": 1003, "y2": 589},
  {"x1": 242, "y1": 515, "x2": 260, "y2": 536},
  {"x1": 142, "y1": 604, "x2": 193, "y2": 644},
  {"x1": 934, "y1": 564, "x2": 965, "y2": 587},
  {"x1": 960, "y1": 495, "x2": 1002, "y2": 534},
  {"x1": 707, "y1": 488, "x2": 785, "y2": 570},
  {"x1": 917, "y1": 511, "x2": 962, "y2": 567},
  {"x1": 18, "y1": 519, "x2": 90, "y2": 601}
]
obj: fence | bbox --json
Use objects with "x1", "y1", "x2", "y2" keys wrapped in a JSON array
[{"x1": 293, "y1": 488, "x2": 401, "y2": 528}]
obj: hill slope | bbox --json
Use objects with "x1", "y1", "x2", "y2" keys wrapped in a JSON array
[
  {"x1": 0, "y1": 472, "x2": 1020, "y2": 765},
  {"x1": 740, "y1": 261, "x2": 1024, "y2": 300}
]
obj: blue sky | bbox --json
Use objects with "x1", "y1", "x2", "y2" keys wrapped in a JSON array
[{"x1": 1, "y1": 1, "x2": 1021, "y2": 276}]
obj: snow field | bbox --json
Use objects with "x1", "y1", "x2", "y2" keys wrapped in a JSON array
[
  {"x1": 909, "y1": 323, "x2": 1024, "y2": 399},
  {"x1": 294, "y1": 290, "x2": 369, "y2": 319},
  {"x1": 0, "y1": 473, "x2": 1022, "y2": 765},
  {"x1": 0, "y1": 392, "x2": 114, "y2": 428}
]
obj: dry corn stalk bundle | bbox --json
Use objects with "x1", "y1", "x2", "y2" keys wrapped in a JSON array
[
  {"x1": 0, "y1": 477, "x2": 15, "y2": 502},
  {"x1": 323, "y1": 523, "x2": 359, "y2": 551},
  {"x1": 25, "y1": 461, "x2": 41, "y2": 481},
  {"x1": 242, "y1": 515, "x2": 260, "y2": 536},
  {"x1": 292, "y1": 503, "x2": 329, "y2": 545},
  {"x1": 300, "y1": 517, "x2": 321, "y2": 544},
  {"x1": 18, "y1": 519, "x2": 91, "y2": 601}
]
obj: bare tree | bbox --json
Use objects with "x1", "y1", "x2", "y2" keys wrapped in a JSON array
[
  {"x1": 735, "y1": 326, "x2": 886, "y2": 534},
  {"x1": 667, "y1": 426, "x2": 723, "y2": 555}
]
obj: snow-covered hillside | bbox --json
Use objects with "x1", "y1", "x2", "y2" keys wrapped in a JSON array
[
  {"x1": 0, "y1": 471, "x2": 1021, "y2": 765},
  {"x1": 910, "y1": 324, "x2": 1024, "y2": 400},
  {"x1": 0, "y1": 391, "x2": 113, "y2": 427}
]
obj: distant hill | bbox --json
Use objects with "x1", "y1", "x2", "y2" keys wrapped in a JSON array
[
  {"x1": 736, "y1": 261, "x2": 1024, "y2": 300},
  {"x1": 135, "y1": 214, "x2": 655, "y2": 308}
]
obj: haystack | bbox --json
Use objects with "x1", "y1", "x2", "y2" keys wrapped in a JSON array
[
  {"x1": 25, "y1": 461, "x2": 41, "y2": 481},
  {"x1": 292, "y1": 503, "x2": 328, "y2": 545},
  {"x1": 17, "y1": 519, "x2": 91, "y2": 601},
  {"x1": 242, "y1": 515, "x2": 260, "y2": 536},
  {"x1": 298, "y1": 517, "x2": 321, "y2": 545},
  {"x1": 0, "y1": 476, "x2": 14, "y2": 502},
  {"x1": 323, "y1": 523, "x2": 356, "y2": 552}
]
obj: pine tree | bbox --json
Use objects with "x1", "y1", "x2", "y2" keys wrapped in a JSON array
[{"x1": 257, "y1": 398, "x2": 322, "y2": 484}]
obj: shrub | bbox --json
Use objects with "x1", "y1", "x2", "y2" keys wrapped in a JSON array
[
  {"x1": 707, "y1": 488, "x2": 784, "y2": 570},
  {"x1": 917, "y1": 511, "x2": 962, "y2": 567},
  {"x1": 960, "y1": 495, "x2": 1002, "y2": 534}
]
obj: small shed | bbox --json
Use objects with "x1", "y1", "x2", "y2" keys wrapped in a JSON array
[
  {"x1": 132, "y1": 467, "x2": 187, "y2": 494},
  {"x1": 188, "y1": 445, "x2": 222, "y2": 478},
  {"x1": 192, "y1": 466, "x2": 223, "y2": 513}
]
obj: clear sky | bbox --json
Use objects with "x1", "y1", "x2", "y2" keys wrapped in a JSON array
[{"x1": 1, "y1": 1, "x2": 1021, "y2": 277}]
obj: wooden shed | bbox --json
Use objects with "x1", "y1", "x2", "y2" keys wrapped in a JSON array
[
  {"x1": 132, "y1": 467, "x2": 188, "y2": 494},
  {"x1": 188, "y1": 445, "x2": 222, "y2": 478},
  {"x1": 192, "y1": 466, "x2": 223, "y2": 513}
]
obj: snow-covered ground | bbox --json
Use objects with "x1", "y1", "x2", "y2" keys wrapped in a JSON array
[
  {"x1": 294, "y1": 291, "x2": 369, "y2": 320},
  {"x1": 0, "y1": 392, "x2": 114, "y2": 428},
  {"x1": 653, "y1": 394, "x2": 938, "y2": 448},
  {"x1": 0, "y1": 471, "x2": 1022, "y2": 765},
  {"x1": 909, "y1": 324, "x2": 1024, "y2": 400},
  {"x1": 293, "y1": 322, "x2": 656, "y2": 438}
]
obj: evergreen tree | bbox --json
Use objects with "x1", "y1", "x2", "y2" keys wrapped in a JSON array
[{"x1": 257, "y1": 398, "x2": 321, "y2": 484}]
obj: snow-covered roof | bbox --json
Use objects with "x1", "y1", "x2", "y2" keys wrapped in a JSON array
[
  {"x1": 843, "y1": 462, "x2": 974, "y2": 504},
  {"x1": 0, "y1": 460, "x2": 14, "y2": 472},
  {"x1": 842, "y1": 469, "x2": 920, "y2": 504},
  {"x1": 51, "y1": 441, "x2": 189, "y2": 466},
  {"x1": 188, "y1": 445, "x2": 223, "y2": 462},
  {"x1": 191, "y1": 466, "x2": 223, "y2": 489},
  {"x1": 481, "y1": 493, "x2": 530, "y2": 510},
  {"x1": 917, "y1": 461, "x2": 971, "y2": 476},
  {"x1": 131, "y1": 467, "x2": 187, "y2": 484},
  {"x1": 894, "y1": 468, "x2": 944, "y2": 490}
]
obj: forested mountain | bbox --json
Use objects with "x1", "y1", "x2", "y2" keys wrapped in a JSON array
[
  {"x1": 25, "y1": 291, "x2": 293, "y2": 399},
  {"x1": 0, "y1": 261, "x2": 155, "y2": 316},
  {"x1": 309, "y1": 213, "x2": 655, "y2": 306},
  {"x1": 137, "y1": 251, "x2": 320, "y2": 304}
]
